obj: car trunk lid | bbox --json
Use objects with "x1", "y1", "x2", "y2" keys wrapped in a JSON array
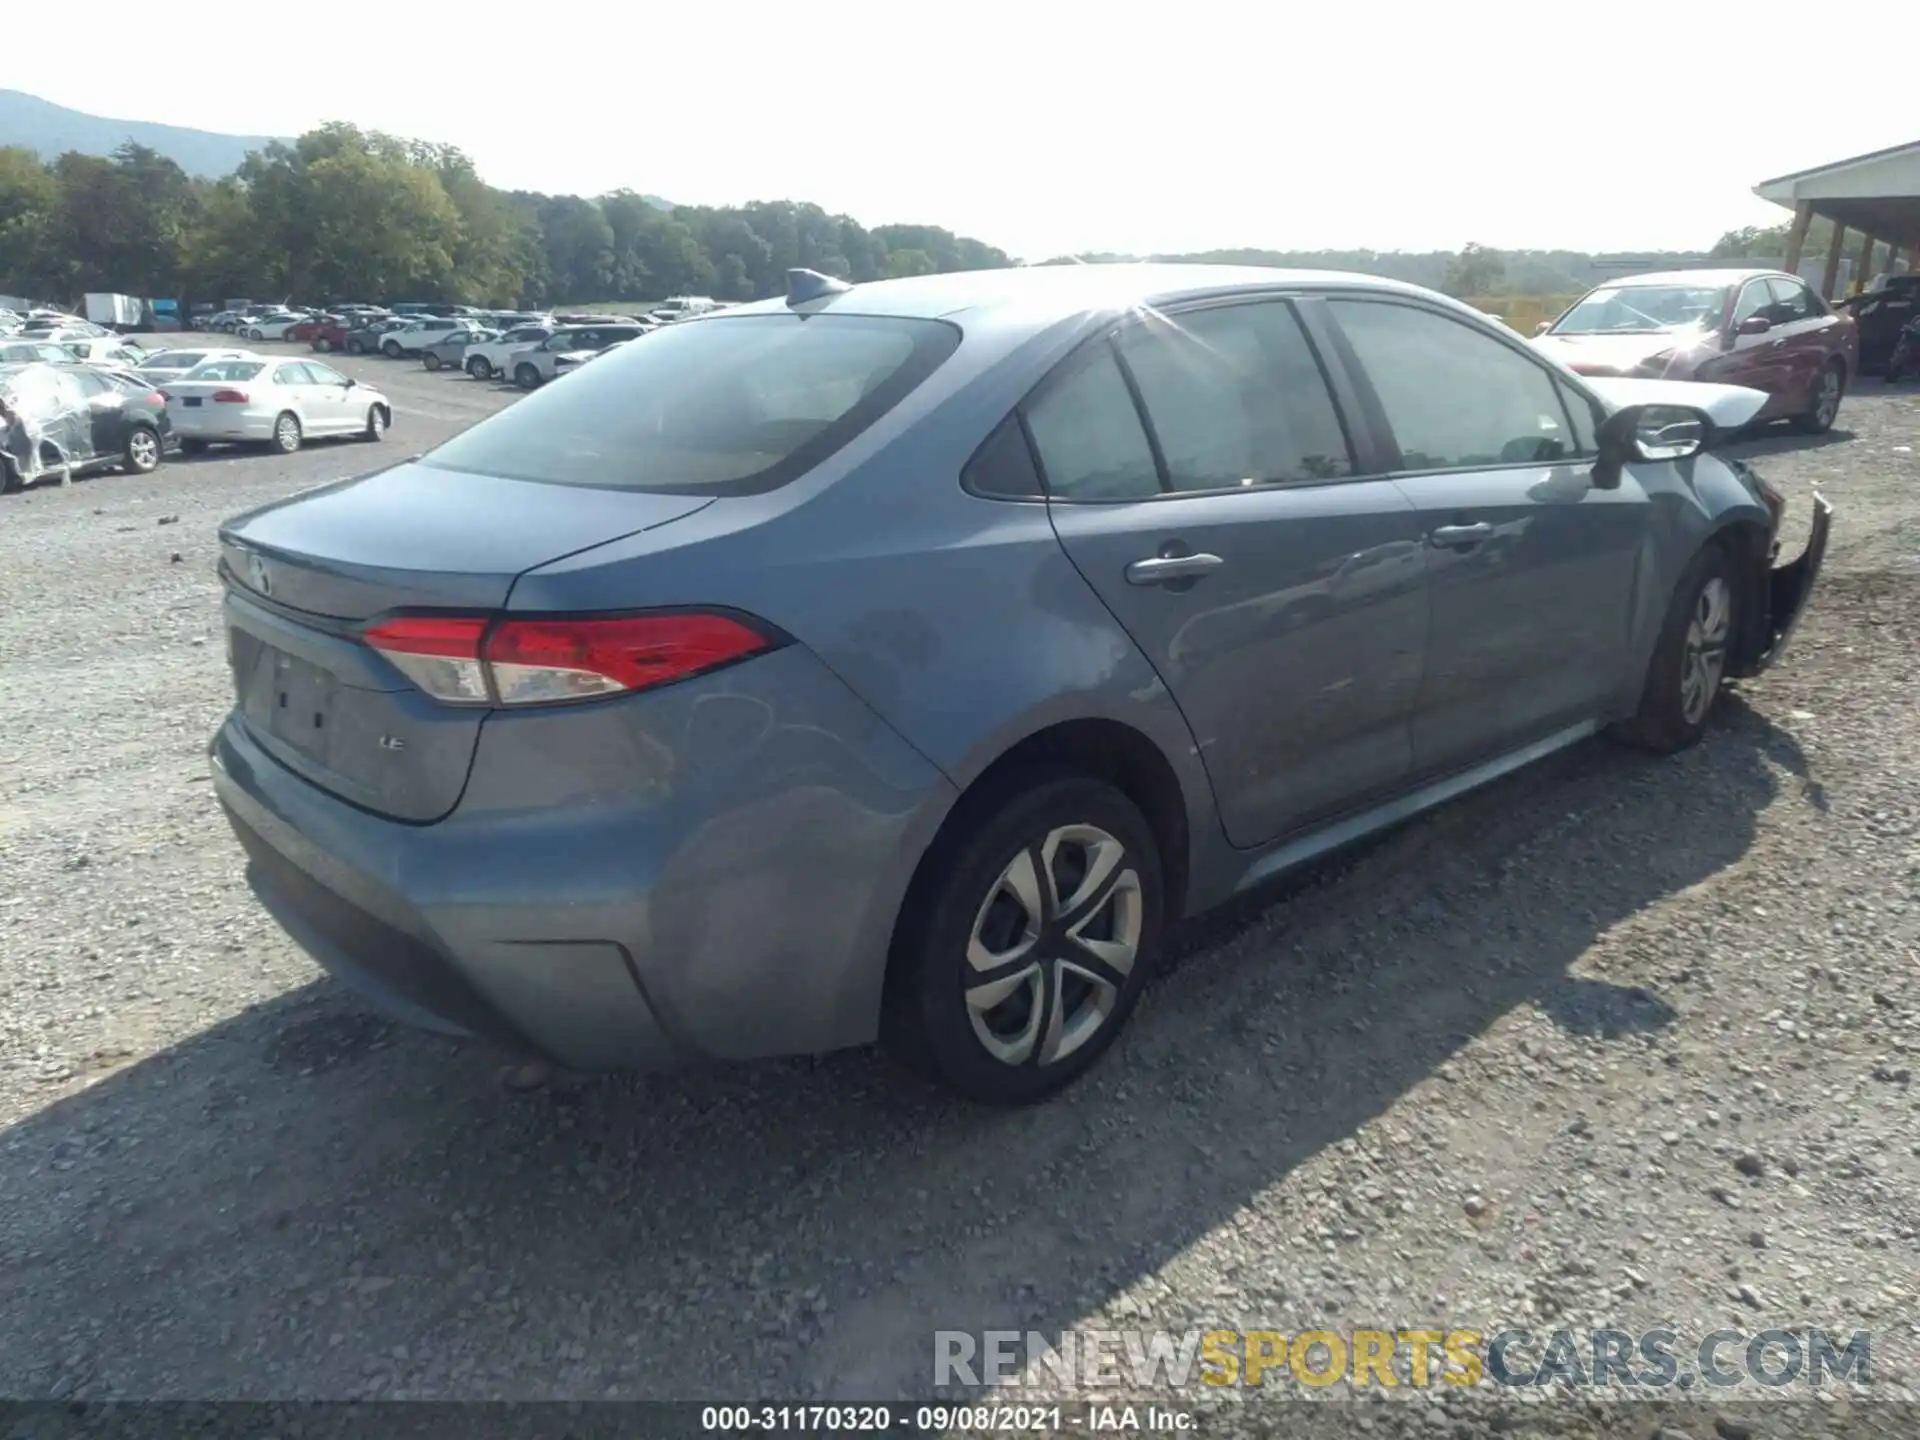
[{"x1": 218, "y1": 459, "x2": 713, "y2": 821}]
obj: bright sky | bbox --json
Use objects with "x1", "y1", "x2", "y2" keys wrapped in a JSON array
[{"x1": 12, "y1": 2, "x2": 1914, "y2": 261}]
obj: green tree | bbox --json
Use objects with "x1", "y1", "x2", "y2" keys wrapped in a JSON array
[
  {"x1": 0, "y1": 146, "x2": 60, "y2": 295},
  {"x1": 1442, "y1": 241, "x2": 1506, "y2": 297},
  {"x1": 885, "y1": 247, "x2": 938, "y2": 278}
]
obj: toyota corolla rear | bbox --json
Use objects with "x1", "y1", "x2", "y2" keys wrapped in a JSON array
[{"x1": 209, "y1": 306, "x2": 966, "y2": 1070}]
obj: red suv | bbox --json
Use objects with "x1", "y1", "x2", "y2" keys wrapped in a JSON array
[{"x1": 1533, "y1": 268, "x2": 1859, "y2": 434}]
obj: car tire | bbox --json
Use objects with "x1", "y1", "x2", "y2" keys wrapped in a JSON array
[
  {"x1": 514, "y1": 362, "x2": 541, "y2": 389},
  {"x1": 423, "y1": 352, "x2": 441, "y2": 371},
  {"x1": 466, "y1": 355, "x2": 492, "y2": 379},
  {"x1": 364, "y1": 405, "x2": 387, "y2": 441},
  {"x1": 881, "y1": 772, "x2": 1164, "y2": 1105},
  {"x1": 178, "y1": 438, "x2": 209, "y2": 456},
  {"x1": 1, "y1": 457, "x2": 21, "y2": 494},
  {"x1": 346, "y1": 339, "x2": 365, "y2": 356},
  {"x1": 1612, "y1": 542, "x2": 1739, "y2": 755},
  {"x1": 1792, "y1": 359, "x2": 1845, "y2": 434},
  {"x1": 271, "y1": 412, "x2": 302, "y2": 454},
  {"x1": 381, "y1": 340, "x2": 402, "y2": 359},
  {"x1": 123, "y1": 424, "x2": 162, "y2": 474},
  {"x1": 313, "y1": 337, "x2": 333, "y2": 352}
]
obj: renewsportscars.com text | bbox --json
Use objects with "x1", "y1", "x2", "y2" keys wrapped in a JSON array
[{"x1": 934, "y1": 1326, "x2": 1873, "y2": 1391}]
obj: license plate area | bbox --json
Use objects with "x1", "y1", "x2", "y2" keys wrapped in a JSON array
[
  {"x1": 183, "y1": 396, "x2": 203, "y2": 407},
  {"x1": 237, "y1": 638, "x2": 341, "y2": 762}
]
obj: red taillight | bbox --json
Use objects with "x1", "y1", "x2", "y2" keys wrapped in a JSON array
[
  {"x1": 210, "y1": 388, "x2": 250, "y2": 403},
  {"x1": 146, "y1": 391, "x2": 166, "y2": 406},
  {"x1": 362, "y1": 612, "x2": 773, "y2": 706}
]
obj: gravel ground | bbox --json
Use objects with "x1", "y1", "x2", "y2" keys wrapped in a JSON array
[{"x1": 1, "y1": 345, "x2": 1916, "y2": 1430}]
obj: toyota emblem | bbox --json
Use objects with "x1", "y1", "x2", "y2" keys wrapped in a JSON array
[{"x1": 247, "y1": 552, "x2": 272, "y2": 597}]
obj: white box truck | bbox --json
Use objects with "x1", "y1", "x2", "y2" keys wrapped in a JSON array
[{"x1": 83, "y1": 293, "x2": 144, "y2": 332}]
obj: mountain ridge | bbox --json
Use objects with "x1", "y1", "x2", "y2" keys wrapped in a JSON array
[
  {"x1": 0, "y1": 88, "x2": 279, "y2": 177},
  {"x1": 0, "y1": 89, "x2": 674, "y2": 209}
]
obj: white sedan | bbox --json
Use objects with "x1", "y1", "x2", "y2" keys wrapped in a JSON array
[
  {"x1": 60, "y1": 336, "x2": 151, "y2": 367},
  {"x1": 135, "y1": 347, "x2": 259, "y2": 385},
  {"x1": 164, "y1": 356, "x2": 392, "y2": 454},
  {"x1": 238, "y1": 313, "x2": 307, "y2": 341}
]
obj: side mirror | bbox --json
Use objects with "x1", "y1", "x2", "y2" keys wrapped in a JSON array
[
  {"x1": 1736, "y1": 314, "x2": 1772, "y2": 336},
  {"x1": 1593, "y1": 402, "x2": 1711, "y2": 488},
  {"x1": 1533, "y1": 320, "x2": 1552, "y2": 337},
  {"x1": 344, "y1": 377, "x2": 357, "y2": 389}
]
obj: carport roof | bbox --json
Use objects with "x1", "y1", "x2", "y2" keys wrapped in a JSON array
[{"x1": 1754, "y1": 139, "x2": 1920, "y2": 246}]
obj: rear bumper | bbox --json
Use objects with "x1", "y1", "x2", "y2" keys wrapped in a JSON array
[
  {"x1": 209, "y1": 645, "x2": 958, "y2": 1070},
  {"x1": 170, "y1": 407, "x2": 278, "y2": 441}
]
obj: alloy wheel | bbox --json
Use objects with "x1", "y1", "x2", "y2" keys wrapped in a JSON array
[
  {"x1": 1680, "y1": 576, "x2": 1732, "y2": 725},
  {"x1": 1815, "y1": 369, "x2": 1842, "y2": 429},
  {"x1": 965, "y1": 824, "x2": 1143, "y2": 1068},
  {"x1": 274, "y1": 415, "x2": 301, "y2": 452},
  {"x1": 126, "y1": 429, "x2": 159, "y2": 472}
]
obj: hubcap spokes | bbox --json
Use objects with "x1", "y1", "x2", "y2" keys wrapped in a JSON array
[
  {"x1": 1680, "y1": 576, "x2": 1732, "y2": 724},
  {"x1": 965, "y1": 824, "x2": 1143, "y2": 1068},
  {"x1": 1818, "y1": 374, "x2": 1840, "y2": 425}
]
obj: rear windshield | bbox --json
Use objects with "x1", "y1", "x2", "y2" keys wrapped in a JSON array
[
  {"x1": 187, "y1": 360, "x2": 266, "y2": 381},
  {"x1": 144, "y1": 351, "x2": 207, "y2": 368},
  {"x1": 420, "y1": 313, "x2": 960, "y2": 495}
]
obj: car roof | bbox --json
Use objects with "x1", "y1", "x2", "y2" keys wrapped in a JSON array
[
  {"x1": 711, "y1": 262, "x2": 1455, "y2": 327},
  {"x1": 1595, "y1": 268, "x2": 1782, "y2": 288}
]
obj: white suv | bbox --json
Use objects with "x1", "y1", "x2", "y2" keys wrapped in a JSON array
[
  {"x1": 379, "y1": 318, "x2": 479, "y2": 358},
  {"x1": 462, "y1": 325, "x2": 555, "y2": 380}
]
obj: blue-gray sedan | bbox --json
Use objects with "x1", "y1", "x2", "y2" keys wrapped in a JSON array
[{"x1": 210, "y1": 264, "x2": 1829, "y2": 1104}]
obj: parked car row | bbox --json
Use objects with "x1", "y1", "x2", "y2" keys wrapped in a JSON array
[
  {"x1": 0, "y1": 344, "x2": 395, "y2": 493},
  {"x1": 230, "y1": 307, "x2": 661, "y2": 391}
]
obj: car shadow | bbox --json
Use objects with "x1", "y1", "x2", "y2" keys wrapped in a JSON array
[
  {"x1": 0, "y1": 697, "x2": 1807, "y2": 1401},
  {"x1": 1719, "y1": 423, "x2": 1857, "y2": 457}
]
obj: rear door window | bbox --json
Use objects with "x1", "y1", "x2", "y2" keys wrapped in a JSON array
[
  {"x1": 420, "y1": 313, "x2": 958, "y2": 495},
  {"x1": 1115, "y1": 301, "x2": 1354, "y2": 489},
  {"x1": 1022, "y1": 349, "x2": 1160, "y2": 501}
]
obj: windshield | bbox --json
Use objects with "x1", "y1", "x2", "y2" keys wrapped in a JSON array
[
  {"x1": 1552, "y1": 284, "x2": 1729, "y2": 335},
  {"x1": 421, "y1": 313, "x2": 959, "y2": 495},
  {"x1": 186, "y1": 360, "x2": 266, "y2": 382},
  {"x1": 144, "y1": 351, "x2": 208, "y2": 368}
]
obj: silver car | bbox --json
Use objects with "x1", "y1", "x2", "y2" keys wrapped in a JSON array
[
  {"x1": 210, "y1": 264, "x2": 1829, "y2": 1104},
  {"x1": 503, "y1": 323, "x2": 647, "y2": 388}
]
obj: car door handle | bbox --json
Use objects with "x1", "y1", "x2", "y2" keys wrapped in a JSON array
[
  {"x1": 1428, "y1": 522, "x2": 1494, "y2": 548},
  {"x1": 1125, "y1": 553, "x2": 1225, "y2": 585}
]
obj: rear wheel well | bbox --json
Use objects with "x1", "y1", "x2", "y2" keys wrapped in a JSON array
[{"x1": 890, "y1": 719, "x2": 1190, "y2": 956}]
